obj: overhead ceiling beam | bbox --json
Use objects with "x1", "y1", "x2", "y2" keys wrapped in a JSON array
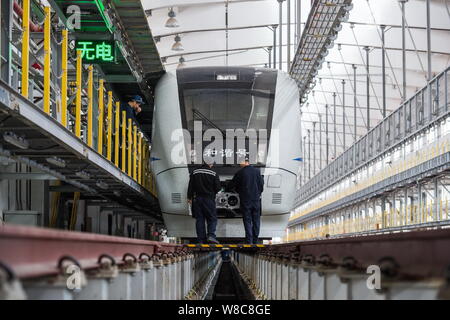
[
  {"x1": 147, "y1": 0, "x2": 267, "y2": 12},
  {"x1": 162, "y1": 44, "x2": 271, "y2": 59},
  {"x1": 154, "y1": 22, "x2": 304, "y2": 39}
]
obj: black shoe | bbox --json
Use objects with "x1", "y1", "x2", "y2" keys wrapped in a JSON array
[{"x1": 207, "y1": 236, "x2": 219, "y2": 244}]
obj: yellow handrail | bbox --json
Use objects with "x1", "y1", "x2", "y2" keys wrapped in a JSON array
[
  {"x1": 97, "y1": 79, "x2": 104, "y2": 154},
  {"x1": 43, "y1": 6, "x2": 51, "y2": 114},
  {"x1": 87, "y1": 65, "x2": 93, "y2": 147},
  {"x1": 128, "y1": 119, "x2": 132, "y2": 176},
  {"x1": 121, "y1": 111, "x2": 126, "y2": 172},
  {"x1": 114, "y1": 101, "x2": 120, "y2": 166},
  {"x1": 75, "y1": 50, "x2": 82, "y2": 138},
  {"x1": 133, "y1": 125, "x2": 137, "y2": 180},
  {"x1": 106, "y1": 91, "x2": 113, "y2": 160},
  {"x1": 21, "y1": 0, "x2": 30, "y2": 98},
  {"x1": 61, "y1": 29, "x2": 68, "y2": 127}
]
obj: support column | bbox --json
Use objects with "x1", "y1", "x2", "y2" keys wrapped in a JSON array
[
  {"x1": 287, "y1": 0, "x2": 291, "y2": 71},
  {"x1": 381, "y1": 25, "x2": 387, "y2": 118},
  {"x1": 319, "y1": 114, "x2": 322, "y2": 171},
  {"x1": 353, "y1": 64, "x2": 357, "y2": 142},
  {"x1": 426, "y1": 0, "x2": 432, "y2": 81},
  {"x1": 325, "y1": 104, "x2": 329, "y2": 165},
  {"x1": 303, "y1": 136, "x2": 307, "y2": 184},
  {"x1": 278, "y1": 0, "x2": 284, "y2": 70},
  {"x1": 400, "y1": 0, "x2": 408, "y2": 102},
  {"x1": 307, "y1": 129, "x2": 311, "y2": 180},
  {"x1": 312, "y1": 122, "x2": 316, "y2": 176},
  {"x1": 364, "y1": 46, "x2": 370, "y2": 131},
  {"x1": 297, "y1": 0, "x2": 301, "y2": 45},
  {"x1": 333, "y1": 92, "x2": 337, "y2": 159},
  {"x1": 273, "y1": 25, "x2": 277, "y2": 68},
  {"x1": 268, "y1": 47, "x2": 272, "y2": 68},
  {"x1": 342, "y1": 80, "x2": 346, "y2": 151}
]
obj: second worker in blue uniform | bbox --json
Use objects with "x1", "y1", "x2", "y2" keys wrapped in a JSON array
[{"x1": 229, "y1": 157, "x2": 264, "y2": 244}]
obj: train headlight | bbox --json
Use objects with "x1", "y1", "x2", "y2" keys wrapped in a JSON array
[{"x1": 228, "y1": 195, "x2": 238, "y2": 207}]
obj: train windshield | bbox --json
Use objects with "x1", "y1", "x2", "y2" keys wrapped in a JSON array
[
  {"x1": 183, "y1": 87, "x2": 273, "y2": 132},
  {"x1": 178, "y1": 68, "x2": 277, "y2": 133},
  {"x1": 177, "y1": 67, "x2": 277, "y2": 166}
]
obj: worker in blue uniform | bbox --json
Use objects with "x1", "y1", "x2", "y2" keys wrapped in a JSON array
[
  {"x1": 121, "y1": 95, "x2": 144, "y2": 124},
  {"x1": 229, "y1": 157, "x2": 264, "y2": 244},
  {"x1": 187, "y1": 161, "x2": 221, "y2": 244}
]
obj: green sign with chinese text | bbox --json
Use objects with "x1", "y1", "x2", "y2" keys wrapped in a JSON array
[{"x1": 75, "y1": 40, "x2": 116, "y2": 63}]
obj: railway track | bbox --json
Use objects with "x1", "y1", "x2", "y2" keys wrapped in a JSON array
[{"x1": 1, "y1": 224, "x2": 450, "y2": 299}]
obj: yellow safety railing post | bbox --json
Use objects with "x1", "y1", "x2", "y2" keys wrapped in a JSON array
[
  {"x1": 128, "y1": 119, "x2": 132, "y2": 176},
  {"x1": 114, "y1": 101, "x2": 120, "y2": 167},
  {"x1": 138, "y1": 133, "x2": 143, "y2": 184},
  {"x1": 133, "y1": 125, "x2": 137, "y2": 180},
  {"x1": 43, "y1": 6, "x2": 51, "y2": 114},
  {"x1": 21, "y1": 0, "x2": 30, "y2": 98},
  {"x1": 75, "y1": 50, "x2": 82, "y2": 138},
  {"x1": 97, "y1": 79, "x2": 104, "y2": 154},
  {"x1": 61, "y1": 29, "x2": 68, "y2": 127},
  {"x1": 87, "y1": 65, "x2": 93, "y2": 147},
  {"x1": 106, "y1": 91, "x2": 113, "y2": 160},
  {"x1": 121, "y1": 111, "x2": 126, "y2": 172}
]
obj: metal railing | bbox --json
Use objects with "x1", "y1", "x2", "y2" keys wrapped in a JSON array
[
  {"x1": 296, "y1": 66, "x2": 450, "y2": 208},
  {"x1": 16, "y1": 2, "x2": 156, "y2": 196}
]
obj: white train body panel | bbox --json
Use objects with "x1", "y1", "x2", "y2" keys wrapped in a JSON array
[{"x1": 151, "y1": 67, "x2": 301, "y2": 239}]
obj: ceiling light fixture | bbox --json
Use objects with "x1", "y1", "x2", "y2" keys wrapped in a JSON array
[
  {"x1": 171, "y1": 35, "x2": 184, "y2": 51},
  {"x1": 75, "y1": 170, "x2": 90, "y2": 180},
  {"x1": 165, "y1": 8, "x2": 179, "y2": 28},
  {"x1": 3, "y1": 132, "x2": 29, "y2": 150},
  {"x1": 96, "y1": 181, "x2": 109, "y2": 190},
  {"x1": 177, "y1": 56, "x2": 186, "y2": 69},
  {"x1": 46, "y1": 156, "x2": 66, "y2": 168}
]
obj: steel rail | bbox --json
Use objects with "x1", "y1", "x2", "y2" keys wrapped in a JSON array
[
  {"x1": 0, "y1": 224, "x2": 180, "y2": 280},
  {"x1": 255, "y1": 228, "x2": 450, "y2": 280}
]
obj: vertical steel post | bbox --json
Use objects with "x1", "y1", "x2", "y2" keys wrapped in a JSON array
[
  {"x1": 303, "y1": 135, "x2": 307, "y2": 184},
  {"x1": 115, "y1": 101, "x2": 120, "y2": 167},
  {"x1": 325, "y1": 104, "x2": 329, "y2": 165},
  {"x1": 297, "y1": 0, "x2": 301, "y2": 45},
  {"x1": 278, "y1": 0, "x2": 283, "y2": 70},
  {"x1": 268, "y1": 47, "x2": 272, "y2": 68},
  {"x1": 307, "y1": 129, "x2": 311, "y2": 180},
  {"x1": 400, "y1": 0, "x2": 407, "y2": 101},
  {"x1": 342, "y1": 80, "x2": 346, "y2": 151},
  {"x1": 133, "y1": 126, "x2": 137, "y2": 180},
  {"x1": 364, "y1": 46, "x2": 370, "y2": 131},
  {"x1": 273, "y1": 25, "x2": 277, "y2": 68},
  {"x1": 87, "y1": 65, "x2": 93, "y2": 147},
  {"x1": 381, "y1": 25, "x2": 387, "y2": 118},
  {"x1": 353, "y1": 64, "x2": 357, "y2": 142},
  {"x1": 122, "y1": 111, "x2": 126, "y2": 172},
  {"x1": 43, "y1": 6, "x2": 51, "y2": 114},
  {"x1": 61, "y1": 29, "x2": 68, "y2": 127},
  {"x1": 107, "y1": 91, "x2": 113, "y2": 160},
  {"x1": 287, "y1": 0, "x2": 291, "y2": 71},
  {"x1": 319, "y1": 114, "x2": 322, "y2": 171},
  {"x1": 21, "y1": 0, "x2": 30, "y2": 98},
  {"x1": 75, "y1": 50, "x2": 82, "y2": 138},
  {"x1": 333, "y1": 92, "x2": 337, "y2": 159},
  {"x1": 138, "y1": 134, "x2": 143, "y2": 185},
  {"x1": 312, "y1": 121, "x2": 316, "y2": 176},
  {"x1": 426, "y1": 0, "x2": 432, "y2": 81},
  {"x1": 128, "y1": 119, "x2": 132, "y2": 176},
  {"x1": 97, "y1": 79, "x2": 104, "y2": 154}
]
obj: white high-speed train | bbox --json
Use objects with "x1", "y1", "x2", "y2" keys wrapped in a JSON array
[{"x1": 151, "y1": 67, "x2": 302, "y2": 240}]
